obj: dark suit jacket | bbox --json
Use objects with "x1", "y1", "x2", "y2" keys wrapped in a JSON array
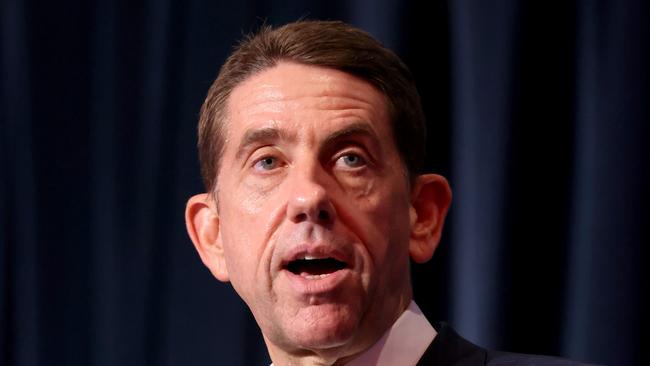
[{"x1": 417, "y1": 322, "x2": 597, "y2": 366}]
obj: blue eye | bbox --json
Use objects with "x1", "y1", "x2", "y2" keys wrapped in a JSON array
[
  {"x1": 254, "y1": 156, "x2": 279, "y2": 171},
  {"x1": 337, "y1": 153, "x2": 366, "y2": 168}
]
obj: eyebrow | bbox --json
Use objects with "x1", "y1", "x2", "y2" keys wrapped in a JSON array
[
  {"x1": 320, "y1": 122, "x2": 377, "y2": 150},
  {"x1": 235, "y1": 127, "x2": 283, "y2": 160},
  {"x1": 234, "y1": 122, "x2": 378, "y2": 161}
]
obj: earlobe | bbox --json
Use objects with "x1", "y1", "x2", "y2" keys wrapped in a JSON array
[
  {"x1": 408, "y1": 174, "x2": 452, "y2": 263},
  {"x1": 185, "y1": 193, "x2": 230, "y2": 282}
]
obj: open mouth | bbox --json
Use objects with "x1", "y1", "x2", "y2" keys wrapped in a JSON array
[{"x1": 285, "y1": 256, "x2": 347, "y2": 279}]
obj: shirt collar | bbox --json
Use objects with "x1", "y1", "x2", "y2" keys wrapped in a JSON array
[{"x1": 344, "y1": 301, "x2": 436, "y2": 366}]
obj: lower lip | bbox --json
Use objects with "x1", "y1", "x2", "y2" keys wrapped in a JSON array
[{"x1": 281, "y1": 268, "x2": 352, "y2": 296}]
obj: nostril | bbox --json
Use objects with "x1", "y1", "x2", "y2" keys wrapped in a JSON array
[
  {"x1": 295, "y1": 213, "x2": 308, "y2": 222},
  {"x1": 318, "y1": 210, "x2": 330, "y2": 221}
]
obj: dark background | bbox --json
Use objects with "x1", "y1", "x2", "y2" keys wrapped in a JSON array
[{"x1": 2, "y1": 0, "x2": 648, "y2": 365}]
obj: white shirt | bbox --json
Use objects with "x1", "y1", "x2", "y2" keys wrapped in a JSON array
[{"x1": 270, "y1": 301, "x2": 437, "y2": 366}]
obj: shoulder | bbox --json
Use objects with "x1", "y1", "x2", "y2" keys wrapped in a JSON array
[{"x1": 419, "y1": 322, "x2": 598, "y2": 366}]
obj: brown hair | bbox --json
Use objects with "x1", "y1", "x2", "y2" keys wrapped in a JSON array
[{"x1": 198, "y1": 20, "x2": 426, "y2": 193}]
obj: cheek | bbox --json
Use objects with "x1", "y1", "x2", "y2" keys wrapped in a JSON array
[
  {"x1": 218, "y1": 160, "x2": 283, "y2": 217},
  {"x1": 218, "y1": 213, "x2": 263, "y2": 298},
  {"x1": 218, "y1": 183, "x2": 277, "y2": 255},
  {"x1": 221, "y1": 239, "x2": 252, "y2": 284},
  {"x1": 353, "y1": 182, "x2": 412, "y2": 265},
  {"x1": 218, "y1": 193, "x2": 280, "y2": 295},
  {"x1": 221, "y1": 238, "x2": 274, "y2": 311},
  {"x1": 337, "y1": 172, "x2": 371, "y2": 192},
  {"x1": 239, "y1": 177, "x2": 284, "y2": 215}
]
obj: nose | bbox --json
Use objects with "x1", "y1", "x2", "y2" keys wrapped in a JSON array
[{"x1": 286, "y1": 169, "x2": 336, "y2": 225}]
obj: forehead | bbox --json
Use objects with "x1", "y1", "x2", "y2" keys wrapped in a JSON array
[{"x1": 225, "y1": 62, "x2": 391, "y2": 140}]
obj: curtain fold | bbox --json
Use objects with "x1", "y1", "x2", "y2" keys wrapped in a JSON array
[
  {"x1": 563, "y1": 1, "x2": 648, "y2": 364},
  {"x1": 448, "y1": 0, "x2": 519, "y2": 348},
  {"x1": 2, "y1": 1, "x2": 39, "y2": 365}
]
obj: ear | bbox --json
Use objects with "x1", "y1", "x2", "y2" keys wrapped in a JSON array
[
  {"x1": 408, "y1": 174, "x2": 452, "y2": 263},
  {"x1": 185, "y1": 193, "x2": 230, "y2": 282}
]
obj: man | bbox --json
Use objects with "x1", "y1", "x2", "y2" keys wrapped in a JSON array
[{"x1": 185, "y1": 20, "x2": 591, "y2": 366}]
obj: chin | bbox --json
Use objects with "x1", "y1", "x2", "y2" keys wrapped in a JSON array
[{"x1": 285, "y1": 303, "x2": 361, "y2": 350}]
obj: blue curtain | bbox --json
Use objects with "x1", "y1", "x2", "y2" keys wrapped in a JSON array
[{"x1": 1, "y1": 1, "x2": 647, "y2": 365}]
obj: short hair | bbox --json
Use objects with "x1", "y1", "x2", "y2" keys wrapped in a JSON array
[{"x1": 198, "y1": 20, "x2": 426, "y2": 193}]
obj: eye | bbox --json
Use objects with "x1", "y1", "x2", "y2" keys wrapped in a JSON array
[
  {"x1": 335, "y1": 153, "x2": 366, "y2": 169},
  {"x1": 254, "y1": 156, "x2": 280, "y2": 171}
]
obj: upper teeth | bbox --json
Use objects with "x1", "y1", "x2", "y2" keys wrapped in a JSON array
[{"x1": 302, "y1": 255, "x2": 322, "y2": 260}]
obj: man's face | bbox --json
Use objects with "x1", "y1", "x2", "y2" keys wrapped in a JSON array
[{"x1": 211, "y1": 62, "x2": 417, "y2": 357}]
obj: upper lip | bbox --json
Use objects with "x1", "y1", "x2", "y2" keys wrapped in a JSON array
[{"x1": 280, "y1": 243, "x2": 351, "y2": 269}]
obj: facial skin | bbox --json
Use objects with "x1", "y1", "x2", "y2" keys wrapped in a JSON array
[{"x1": 186, "y1": 62, "x2": 451, "y2": 365}]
